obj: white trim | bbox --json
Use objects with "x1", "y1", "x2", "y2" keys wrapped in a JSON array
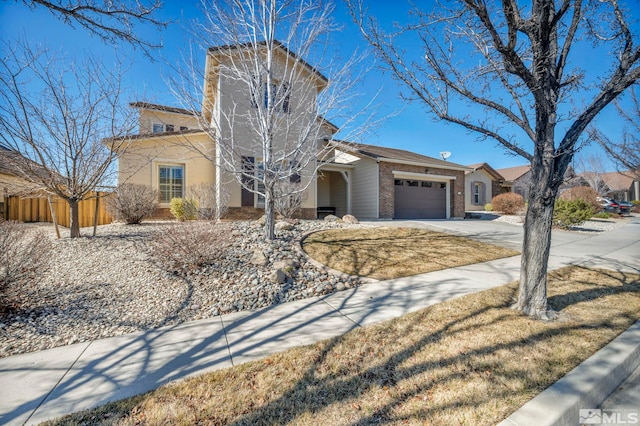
[
  {"x1": 392, "y1": 170, "x2": 457, "y2": 182},
  {"x1": 318, "y1": 163, "x2": 355, "y2": 172},
  {"x1": 152, "y1": 160, "x2": 187, "y2": 207},
  {"x1": 380, "y1": 157, "x2": 471, "y2": 172}
]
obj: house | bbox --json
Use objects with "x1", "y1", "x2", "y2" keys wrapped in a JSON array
[
  {"x1": 322, "y1": 141, "x2": 468, "y2": 219},
  {"x1": 118, "y1": 41, "x2": 468, "y2": 220},
  {"x1": 597, "y1": 171, "x2": 640, "y2": 201},
  {"x1": 1, "y1": 145, "x2": 43, "y2": 219},
  {"x1": 496, "y1": 165, "x2": 531, "y2": 200},
  {"x1": 464, "y1": 163, "x2": 504, "y2": 211}
]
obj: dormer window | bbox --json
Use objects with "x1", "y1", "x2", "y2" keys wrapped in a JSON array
[{"x1": 152, "y1": 123, "x2": 164, "y2": 133}]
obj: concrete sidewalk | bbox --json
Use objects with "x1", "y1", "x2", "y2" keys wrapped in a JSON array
[{"x1": 1, "y1": 218, "x2": 639, "y2": 425}]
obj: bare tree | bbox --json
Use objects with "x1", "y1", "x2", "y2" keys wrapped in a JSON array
[
  {"x1": 350, "y1": 0, "x2": 640, "y2": 319},
  {"x1": 0, "y1": 43, "x2": 137, "y2": 237},
  {"x1": 574, "y1": 153, "x2": 608, "y2": 195},
  {"x1": 19, "y1": 0, "x2": 167, "y2": 54},
  {"x1": 170, "y1": 0, "x2": 371, "y2": 240},
  {"x1": 590, "y1": 87, "x2": 640, "y2": 179}
]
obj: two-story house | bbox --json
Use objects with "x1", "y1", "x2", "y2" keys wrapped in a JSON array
[{"x1": 118, "y1": 41, "x2": 469, "y2": 220}]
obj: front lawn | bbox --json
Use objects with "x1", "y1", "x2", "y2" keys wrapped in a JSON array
[
  {"x1": 47, "y1": 266, "x2": 640, "y2": 425},
  {"x1": 302, "y1": 227, "x2": 519, "y2": 280}
]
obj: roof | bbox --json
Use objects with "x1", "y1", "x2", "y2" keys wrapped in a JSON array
[
  {"x1": 496, "y1": 165, "x2": 531, "y2": 182},
  {"x1": 208, "y1": 40, "x2": 329, "y2": 84},
  {"x1": 599, "y1": 171, "x2": 635, "y2": 191},
  {"x1": 466, "y1": 162, "x2": 504, "y2": 180},
  {"x1": 330, "y1": 141, "x2": 469, "y2": 170},
  {"x1": 129, "y1": 102, "x2": 194, "y2": 116},
  {"x1": 104, "y1": 128, "x2": 207, "y2": 144}
]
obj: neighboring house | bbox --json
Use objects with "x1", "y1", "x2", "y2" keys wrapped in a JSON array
[
  {"x1": 496, "y1": 165, "x2": 532, "y2": 200},
  {"x1": 596, "y1": 171, "x2": 640, "y2": 201},
  {"x1": 464, "y1": 163, "x2": 504, "y2": 211},
  {"x1": 1, "y1": 145, "x2": 43, "y2": 219},
  {"x1": 118, "y1": 41, "x2": 468, "y2": 220}
]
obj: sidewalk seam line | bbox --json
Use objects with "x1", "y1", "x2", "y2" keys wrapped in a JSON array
[
  {"x1": 320, "y1": 297, "x2": 362, "y2": 328},
  {"x1": 219, "y1": 316, "x2": 234, "y2": 367},
  {"x1": 23, "y1": 341, "x2": 93, "y2": 425}
]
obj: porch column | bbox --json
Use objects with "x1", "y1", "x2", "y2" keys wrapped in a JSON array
[{"x1": 340, "y1": 171, "x2": 351, "y2": 215}]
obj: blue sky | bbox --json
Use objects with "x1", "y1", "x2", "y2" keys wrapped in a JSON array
[{"x1": 0, "y1": 1, "x2": 633, "y2": 171}]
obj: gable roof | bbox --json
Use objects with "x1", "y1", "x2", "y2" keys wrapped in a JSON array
[
  {"x1": 129, "y1": 102, "x2": 194, "y2": 116},
  {"x1": 466, "y1": 162, "x2": 504, "y2": 180},
  {"x1": 599, "y1": 171, "x2": 635, "y2": 191},
  {"x1": 496, "y1": 165, "x2": 531, "y2": 182},
  {"x1": 208, "y1": 40, "x2": 329, "y2": 85},
  {"x1": 330, "y1": 141, "x2": 470, "y2": 171}
]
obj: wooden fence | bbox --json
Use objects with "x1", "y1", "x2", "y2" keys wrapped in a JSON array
[{"x1": 2, "y1": 191, "x2": 113, "y2": 228}]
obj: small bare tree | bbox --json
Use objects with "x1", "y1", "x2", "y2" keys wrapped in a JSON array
[
  {"x1": 350, "y1": 0, "x2": 640, "y2": 319},
  {"x1": 186, "y1": 182, "x2": 229, "y2": 221},
  {"x1": 574, "y1": 153, "x2": 609, "y2": 196},
  {"x1": 0, "y1": 43, "x2": 137, "y2": 237},
  {"x1": 170, "y1": 0, "x2": 372, "y2": 240},
  {"x1": 590, "y1": 87, "x2": 640, "y2": 179}
]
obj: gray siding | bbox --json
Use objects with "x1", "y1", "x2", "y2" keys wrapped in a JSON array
[{"x1": 351, "y1": 157, "x2": 379, "y2": 218}]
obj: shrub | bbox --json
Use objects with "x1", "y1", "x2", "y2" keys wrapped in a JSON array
[
  {"x1": 592, "y1": 212, "x2": 611, "y2": 219},
  {"x1": 0, "y1": 221, "x2": 52, "y2": 303},
  {"x1": 491, "y1": 193, "x2": 525, "y2": 215},
  {"x1": 274, "y1": 181, "x2": 306, "y2": 219},
  {"x1": 148, "y1": 222, "x2": 231, "y2": 274},
  {"x1": 107, "y1": 184, "x2": 158, "y2": 224},
  {"x1": 169, "y1": 198, "x2": 197, "y2": 221},
  {"x1": 559, "y1": 186, "x2": 600, "y2": 215},
  {"x1": 553, "y1": 198, "x2": 593, "y2": 229},
  {"x1": 484, "y1": 203, "x2": 493, "y2": 212},
  {"x1": 186, "y1": 183, "x2": 229, "y2": 221}
]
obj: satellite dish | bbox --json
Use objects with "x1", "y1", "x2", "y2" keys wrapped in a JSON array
[{"x1": 440, "y1": 151, "x2": 451, "y2": 161}]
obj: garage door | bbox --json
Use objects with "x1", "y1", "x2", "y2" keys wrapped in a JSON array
[{"x1": 394, "y1": 180, "x2": 446, "y2": 219}]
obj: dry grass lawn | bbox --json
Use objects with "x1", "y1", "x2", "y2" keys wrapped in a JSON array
[
  {"x1": 302, "y1": 227, "x2": 519, "y2": 279},
  {"x1": 49, "y1": 266, "x2": 640, "y2": 426}
]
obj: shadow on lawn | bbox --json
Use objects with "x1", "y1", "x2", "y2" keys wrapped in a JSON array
[
  {"x1": 227, "y1": 270, "x2": 639, "y2": 425},
  {"x1": 302, "y1": 228, "x2": 518, "y2": 280}
]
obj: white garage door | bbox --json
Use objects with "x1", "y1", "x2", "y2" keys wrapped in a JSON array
[{"x1": 394, "y1": 179, "x2": 446, "y2": 219}]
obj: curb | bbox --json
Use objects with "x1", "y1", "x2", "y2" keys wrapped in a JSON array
[{"x1": 498, "y1": 320, "x2": 640, "y2": 426}]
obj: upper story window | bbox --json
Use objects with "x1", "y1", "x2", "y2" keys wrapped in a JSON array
[
  {"x1": 251, "y1": 76, "x2": 290, "y2": 113},
  {"x1": 152, "y1": 123, "x2": 177, "y2": 133}
]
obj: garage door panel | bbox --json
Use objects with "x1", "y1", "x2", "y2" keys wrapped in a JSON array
[{"x1": 394, "y1": 181, "x2": 446, "y2": 219}]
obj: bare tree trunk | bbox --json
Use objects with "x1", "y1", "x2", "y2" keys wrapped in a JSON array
[
  {"x1": 264, "y1": 191, "x2": 276, "y2": 240},
  {"x1": 515, "y1": 179, "x2": 558, "y2": 320},
  {"x1": 69, "y1": 199, "x2": 81, "y2": 238},
  {"x1": 47, "y1": 195, "x2": 60, "y2": 239}
]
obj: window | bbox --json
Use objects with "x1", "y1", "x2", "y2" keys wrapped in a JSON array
[
  {"x1": 152, "y1": 123, "x2": 164, "y2": 133},
  {"x1": 180, "y1": 126, "x2": 188, "y2": 131},
  {"x1": 407, "y1": 180, "x2": 419, "y2": 187},
  {"x1": 252, "y1": 76, "x2": 290, "y2": 113},
  {"x1": 165, "y1": 124, "x2": 174, "y2": 132},
  {"x1": 394, "y1": 179, "x2": 403, "y2": 186},
  {"x1": 472, "y1": 181, "x2": 485, "y2": 205},
  {"x1": 421, "y1": 181, "x2": 432, "y2": 188},
  {"x1": 158, "y1": 165, "x2": 184, "y2": 203}
]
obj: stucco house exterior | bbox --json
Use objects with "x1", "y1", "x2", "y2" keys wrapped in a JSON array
[
  {"x1": 496, "y1": 165, "x2": 532, "y2": 201},
  {"x1": 117, "y1": 41, "x2": 469, "y2": 220},
  {"x1": 464, "y1": 163, "x2": 504, "y2": 211}
]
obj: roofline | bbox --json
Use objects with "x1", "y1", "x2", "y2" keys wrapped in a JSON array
[
  {"x1": 129, "y1": 102, "x2": 195, "y2": 117},
  {"x1": 102, "y1": 129, "x2": 207, "y2": 145},
  {"x1": 207, "y1": 40, "x2": 329, "y2": 85},
  {"x1": 378, "y1": 157, "x2": 472, "y2": 172},
  {"x1": 470, "y1": 162, "x2": 505, "y2": 180}
]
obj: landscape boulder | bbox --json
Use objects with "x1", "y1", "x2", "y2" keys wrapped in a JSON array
[
  {"x1": 342, "y1": 214, "x2": 359, "y2": 224},
  {"x1": 323, "y1": 214, "x2": 341, "y2": 222}
]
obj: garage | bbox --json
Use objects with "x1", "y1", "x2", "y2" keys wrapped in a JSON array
[{"x1": 394, "y1": 179, "x2": 447, "y2": 219}]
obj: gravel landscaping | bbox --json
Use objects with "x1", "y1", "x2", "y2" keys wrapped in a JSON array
[
  {"x1": 0, "y1": 214, "x2": 633, "y2": 358},
  {"x1": 0, "y1": 220, "x2": 365, "y2": 358}
]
